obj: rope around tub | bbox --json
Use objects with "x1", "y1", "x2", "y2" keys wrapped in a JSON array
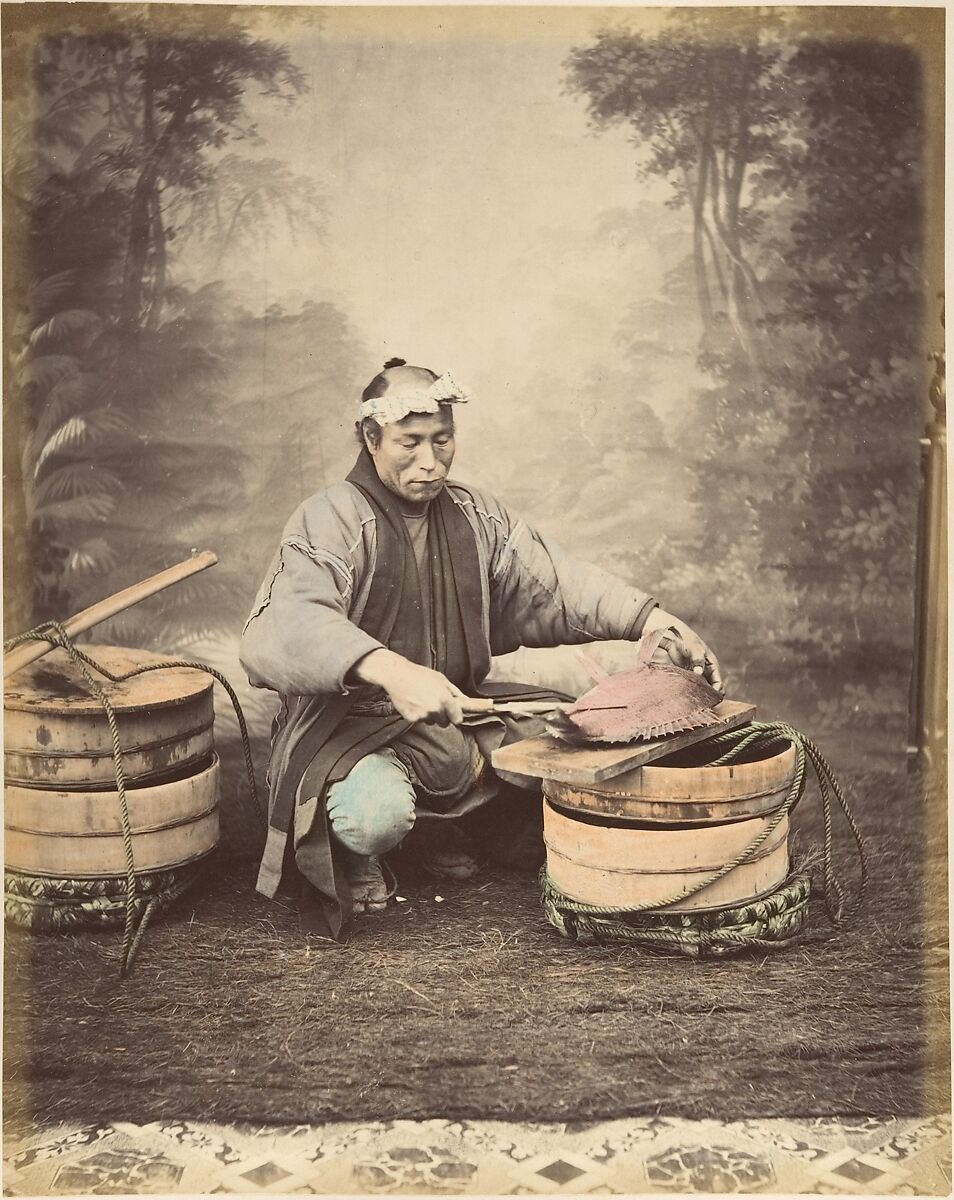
[
  {"x1": 4, "y1": 621, "x2": 263, "y2": 975},
  {"x1": 540, "y1": 721, "x2": 868, "y2": 956}
]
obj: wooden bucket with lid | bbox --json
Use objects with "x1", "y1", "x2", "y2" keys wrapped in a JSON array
[
  {"x1": 542, "y1": 736, "x2": 796, "y2": 912},
  {"x1": 5, "y1": 645, "x2": 215, "y2": 789},
  {"x1": 4, "y1": 644, "x2": 219, "y2": 914},
  {"x1": 494, "y1": 702, "x2": 797, "y2": 913}
]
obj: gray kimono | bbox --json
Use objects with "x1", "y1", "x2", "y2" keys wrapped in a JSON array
[{"x1": 241, "y1": 477, "x2": 656, "y2": 900}]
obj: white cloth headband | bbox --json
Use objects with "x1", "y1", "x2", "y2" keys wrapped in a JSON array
[{"x1": 359, "y1": 370, "x2": 472, "y2": 426}]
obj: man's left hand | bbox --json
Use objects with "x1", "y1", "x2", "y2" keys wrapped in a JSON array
[{"x1": 641, "y1": 607, "x2": 724, "y2": 694}]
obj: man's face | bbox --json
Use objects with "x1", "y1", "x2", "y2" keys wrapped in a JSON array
[{"x1": 365, "y1": 410, "x2": 456, "y2": 506}]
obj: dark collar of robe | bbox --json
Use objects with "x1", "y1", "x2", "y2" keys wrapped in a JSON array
[{"x1": 269, "y1": 450, "x2": 559, "y2": 941}]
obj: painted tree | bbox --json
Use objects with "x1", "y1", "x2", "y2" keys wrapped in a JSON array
[
  {"x1": 26, "y1": 10, "x2": 307, "y2": 335},
  {"x1": 3, "y1": 7, "x2": 335, "y2": 637},
  {"x1": 566, "y1": 11, "x2": 930, "y2": 728},
  {"x1": 753, "y1": 35, "x2": 925, "y2": 693},
  {"x1": 168, "y1": 153, "x2": 325, "y2": 275},
  {"x1": 566, "y1": 9, "x2": 792, "y2": 379}
]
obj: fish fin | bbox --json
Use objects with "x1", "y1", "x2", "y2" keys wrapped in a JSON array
[
  {"x1": 575, "y1": 648, "x2": 610, "y2": 684},
  {"x1": 636, "y1": 626, "x2": 676, "y2": 668}
]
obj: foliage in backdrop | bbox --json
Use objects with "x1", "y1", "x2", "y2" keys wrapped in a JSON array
[
  {"x1": 564, "y1": 8, "x2": 928, "y2": 736},
  {"x1": 3, "y1": 6, "x2": 932, "y2": 747},
  {"x1": 3, "y1": 5, "x2": 363, "y2": 652}
]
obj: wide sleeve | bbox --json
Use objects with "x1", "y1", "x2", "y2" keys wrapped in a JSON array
[
  {"x1": 470, "y1": 489, "x2": 657, "y2": 655},
  {"x1": 239, "y1": 490, "x2": 384, "y2": 696}
]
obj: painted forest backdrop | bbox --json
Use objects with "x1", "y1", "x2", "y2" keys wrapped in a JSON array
[{"x1": 3, "y1": 5, "x2": 942, "y2": 765}]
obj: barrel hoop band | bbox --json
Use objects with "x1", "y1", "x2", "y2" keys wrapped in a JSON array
[
  {"x1": 5, "y1": 752, "x2": 218, "y2": 794},
  {"x1": 544, "y1": 796, "x2": 788, "y2": 829},
  {"x1": 5, "y1": 840, "x2": 220, "y2": 880},
  {"x1": 544, "y1": 779, "x2": 796, "y2": 808},
  {"x1": 6, "y1": 802, "x2": 219, "y2": 838},
  {"x1": 543, "y1": 824, "x2": 789, "y2": 873},
  {"x1": 4, "y1": 718, "x2": 215, "y2": 761}
]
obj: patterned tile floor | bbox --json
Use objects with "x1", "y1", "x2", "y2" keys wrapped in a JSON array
[{"x1": 3, "y1": 1114, "x2": 951, "y2": 1196}]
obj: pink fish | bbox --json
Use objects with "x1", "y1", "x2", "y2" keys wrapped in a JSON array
[{"x1": 546, "y1": 628, "x2": 723, "y2": 744}]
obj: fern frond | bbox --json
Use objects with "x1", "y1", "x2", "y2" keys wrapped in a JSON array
[
  {"x1": 35, "y1": 120, "x2": 85, "y2": 154},
  {"x1": 66, "y1": 537, "x2": 120, "y2": 576},
  {"x1": 29, "y1": 309, "x2": 103, "y2": 354},
  {"x1": 35, "y1": 416, "x2": 90, "y2": 467},
  {"x1": 19, "y1": 354, "x2": 81, "y2": 394},
  {"x1": 27, "y1": 271, "x2": 78, "y2": 322},
  {"x1": 32, "y1": 463, "x2": 124, "y2": 505},
  {"x1": 31, "y1": 373, "x2": 102, "y2": 448},
  {"x1": 34, "y1": 408, "x2": 128, "y2": 472},
  {"x1": 33, "y1": 491, "x2": 117, "y2": 523}
]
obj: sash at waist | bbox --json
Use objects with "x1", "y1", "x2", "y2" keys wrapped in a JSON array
[{"x1": 349, "y1": 697, "x2": 396, "y2": 717}]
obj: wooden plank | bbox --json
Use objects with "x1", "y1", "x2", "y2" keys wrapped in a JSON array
[
  {"x1": 491, "y1": 700, "x2": 756, "y2": 785},
  {"x1": 4, "y1": 551, "x2": 218, "y2": 679}
]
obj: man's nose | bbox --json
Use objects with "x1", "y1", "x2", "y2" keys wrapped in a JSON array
[{"x1": 416, "y1": 443, "x2": 438, "y2": 472}]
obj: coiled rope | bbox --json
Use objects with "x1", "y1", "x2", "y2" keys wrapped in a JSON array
[
  {"x1": 541, "y1": 721, "x2": 868, "y2": 956},
  {"x1": 4, "y1": 621, "x2": 262, "y2": 975}
]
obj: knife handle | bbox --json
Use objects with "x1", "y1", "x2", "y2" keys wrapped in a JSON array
[{"x1": 461, "y1": 698, "x2": 566, "y2": 716}]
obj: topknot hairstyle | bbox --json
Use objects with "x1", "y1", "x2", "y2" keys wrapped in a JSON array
[
  {"x1": 361, "y1": 358, "x2": 438, "y2": 402},
  {"x1": 356, "y1": 358, "x2": 447, "y2": 448}
]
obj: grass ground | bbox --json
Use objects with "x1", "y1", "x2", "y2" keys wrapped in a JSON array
[{"x1": 4, "y1": 751, "x2": 949, "y2": 1138}]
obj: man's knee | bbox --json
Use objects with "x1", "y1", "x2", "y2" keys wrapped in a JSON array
[{"x1": 326, "y1": 749, "x2": 416, "y2": 856}]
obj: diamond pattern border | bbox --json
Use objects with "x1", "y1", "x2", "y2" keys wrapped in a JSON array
[
  {"x1": 3, "y1": 1114, "x2": 950, "y2": 1195},
  {"x1": 508, "y1": 1150, "x2": 612, "y2": 1193}
]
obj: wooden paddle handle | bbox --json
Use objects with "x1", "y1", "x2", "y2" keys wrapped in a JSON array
[
  {"x1": 3, "y1": 550, "x2": 219, "y2": 678},
  {"x1": 461, "y1": 697, "x2": 496, "y2": 713}
]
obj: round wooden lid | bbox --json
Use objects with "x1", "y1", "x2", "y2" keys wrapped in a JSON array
[{"x1": 4, "y1": 645, "x2": 214, "y2": 715}]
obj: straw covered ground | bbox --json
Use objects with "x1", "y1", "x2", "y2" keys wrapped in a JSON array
[{"x1": 4, "y1": 751, "x2": 950, "y2": 1137}]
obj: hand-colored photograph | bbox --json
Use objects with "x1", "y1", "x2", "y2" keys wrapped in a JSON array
[{"x1": 2, "y1": 3, "x2": 947, "y2": 1195}]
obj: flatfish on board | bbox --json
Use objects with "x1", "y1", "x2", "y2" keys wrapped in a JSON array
[{"x1": 545, "y1": 628, "x2": 723, "y2": 745}]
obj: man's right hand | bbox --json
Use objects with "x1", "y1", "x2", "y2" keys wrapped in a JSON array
[{"x1": 351, "y1": 649, "x2": 465, "y2": 726}]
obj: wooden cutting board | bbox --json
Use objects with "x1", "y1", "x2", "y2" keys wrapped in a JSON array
[{"x1": 490, "y1": 699, "x2": 756, "y2": 785}]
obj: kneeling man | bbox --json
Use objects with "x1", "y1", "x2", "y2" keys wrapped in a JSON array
[{"x1": 241, "y1": 359, "x2": 722, "y2": 940}]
